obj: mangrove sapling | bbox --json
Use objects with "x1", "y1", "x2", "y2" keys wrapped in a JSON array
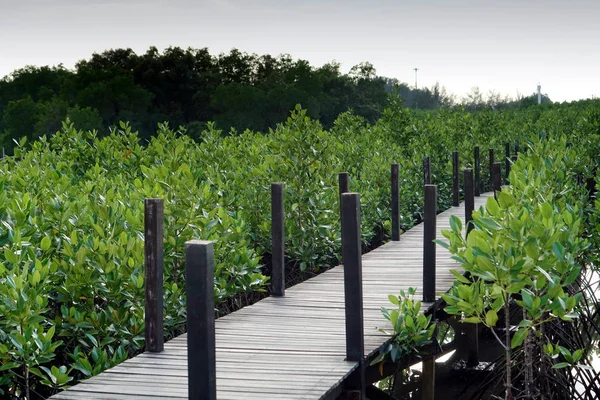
[
  {"x1": 2, "y1": 97, "x2": 598, "y2": 397},
  {"x1": 437, "y1": 155, "x2": 588, "y2": 399},
  {"x1": 374, "y1": 287, "x2": 437, "y2": 364},
  {"x1": 371, "y1": 287, "x2": 437, "y2": 387}
]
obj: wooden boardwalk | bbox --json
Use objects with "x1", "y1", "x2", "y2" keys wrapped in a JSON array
[{"x1": 50, "y1": 192, "x2": 492, "y2": 400}]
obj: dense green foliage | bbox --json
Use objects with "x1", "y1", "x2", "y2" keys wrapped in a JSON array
[
  {"x1": 374, "y1": 287, "x2": 437, "y2": 365},
  {"x1": 1, "y1": 46, "x2": 554, "y2": 155},
  {"x1": 0, "y1": 47, "x2": 449, "y2": 153},
  {"x1": 0, "y1": 97, "x2": 599, "y2": 398},
  {"x1": 436, "y1": 136, "x2": 599, "y2": 398}
]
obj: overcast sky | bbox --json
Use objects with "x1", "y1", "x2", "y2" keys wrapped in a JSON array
[{"x1": 1, "y1": 0, "x2": 598, "y2": 102}]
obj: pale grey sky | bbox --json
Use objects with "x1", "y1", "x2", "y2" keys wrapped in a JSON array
[{"x1": 1, "y1": 0, "x2": 598, "y2": 102}]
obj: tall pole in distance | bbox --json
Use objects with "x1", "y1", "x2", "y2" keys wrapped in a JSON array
[
  {"x1": 414, "y1": 67, "x2": 419, "y2": 109},
  {"x1": 414, "y1": 68, "x2": 419, "y2": 90}
]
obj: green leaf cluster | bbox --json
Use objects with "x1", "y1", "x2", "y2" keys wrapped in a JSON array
[
  {"x1": 1, "y1": 97, "x2": 599, "y2": 397},
  {"x1": 373, "y1": 288, "x2": 436, "y2": 366},
  {"x1": 438, "y1": 133, "x2": 597, "y2": 385}
]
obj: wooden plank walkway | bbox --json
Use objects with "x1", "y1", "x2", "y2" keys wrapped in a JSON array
[{"x1": 50, "y1": 192, "x2": 492, "y2": 400}]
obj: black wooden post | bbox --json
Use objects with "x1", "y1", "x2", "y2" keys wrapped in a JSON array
[
  {"x1": 422, "y1": 357, "x2": 436, "y2": 400},
  {"x1": 339, "y1": 172, "x2": 349, "y2": 196},
  {"x1": 452, "y1": 151, "x2": 459, "y2": 206},
  {"x1": 424, "y1": 156, "x2": 431, "y2": 185},
  {"x1": 271, "y1": 183, "x2": 285, "y2": 297},
  {"x1": 488, "y1": 148, "x2": 494, "y2": 190},
  {"x1": 514, "y1": 141, "x2": 519, "y2": 155},
  {"x1": 341, "y1": 192, "x2": 365, "y2": 396},
  {"x1": 391, "y1": 164, "x2": 400, "y2": 241},
  {"x1": 492, "y1": 162, "x2": 502, "y2": 198},
  {"x1": 467, "y1": 324, "x2": 479, "y2": 367},
  {"x1": 144, "y1": 198, "x2": 164, "y2": 353},
  {"x1": 423, "y1": 183, "x2": 438, "y2": 397},
  {"x1": 505, "y1": 142, "x2": 511, "y2": 181},
  {"x1": 339, "y1": 172, "x2": 350, "y2": 253},
  {"x1": 423, "y1": 185, "x2": 437, "y2": 302},
  {"x1": 185, "y1": 240, "x2": 217, "y2": 400},
  {"x1": 339, "y1": 172, "x2": 349, "y2": 213},
  {"x1": 464, "y1": 169, "x2": 474, "y2": 236},
  {"x1": 474, "y1": 146, "x2": 481, "y2": 197},
  {"x1": 454, "y1": 317, "x2": 480, "y2": 368},
  {"x1": 460, "y1": 171, "x2": 480, "y2": 366}
]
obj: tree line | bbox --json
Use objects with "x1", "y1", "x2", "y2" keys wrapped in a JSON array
[{"x1": 0, "y1": 46, "x2": 550, "y2": 153}]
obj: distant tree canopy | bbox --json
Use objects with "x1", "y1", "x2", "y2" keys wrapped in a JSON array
[
  {"x1": 0, "y1": 46, "x2": 555, "y2": 152},
  {"x1": 0, "y1": 47, "x2": 455, "y2": 151}
]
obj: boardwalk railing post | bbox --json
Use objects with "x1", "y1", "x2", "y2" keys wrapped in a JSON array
[
  {"x1": 423, "y1": 185, "x2": 437, "y2": 302},
  {"x1": 339, "y1": 172, "x2": 350, "y2": 197},
  {"x1": 339, "y1": 172, "x2": 349, "y2": 217},
  {"x1": 492, "y1": 162, "x2": 502, "y2": 199},
  {"x1": 422, "y1": 185, "x2": 437, "y2": 399},
  {"x1": 462, "y1": 169, "x2": 479, "y2": 366},
  {"x1": 144, "y1": 198, "x2": 164, "y2": 353},
  {"x1": 452, "y1": 151, "x2": 459, "y2": 206},
  {"x1": 391, "y1": 164, "x2": 400, "y2": 241},
  {"x1": 424, "y1": 156, "x2": 431, "y2": 185},
  {"x1": 515, "y1": 141, "x2": 519, "y2": 155},
  {"x1": 488, "y1": 148, "x2": 494, "y2": 191},
  {"x1": 341, "y1": 193, "x2": 365, "y2": 397},
  {"x1": 505, "y1": 142, "x2": 511, "y2": 181},
  {"x1": 185, "y1": 240, "x2": 217, "y2": 400},
  {"x1": 464, "y1": 169, "x2": 474, "y2": 236},
  {"x1": 271, "y1": 183, "x2": 285, "y2": 297},
  {"x1": 339, "y1": 172, "x2": 350, "y2": 252},
  {"x1": 422, "y1": 357, "x2": 436, "y2": 400},
  {"x1": 474, "y1": 146, "x2": 481, "y2": 197}
]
